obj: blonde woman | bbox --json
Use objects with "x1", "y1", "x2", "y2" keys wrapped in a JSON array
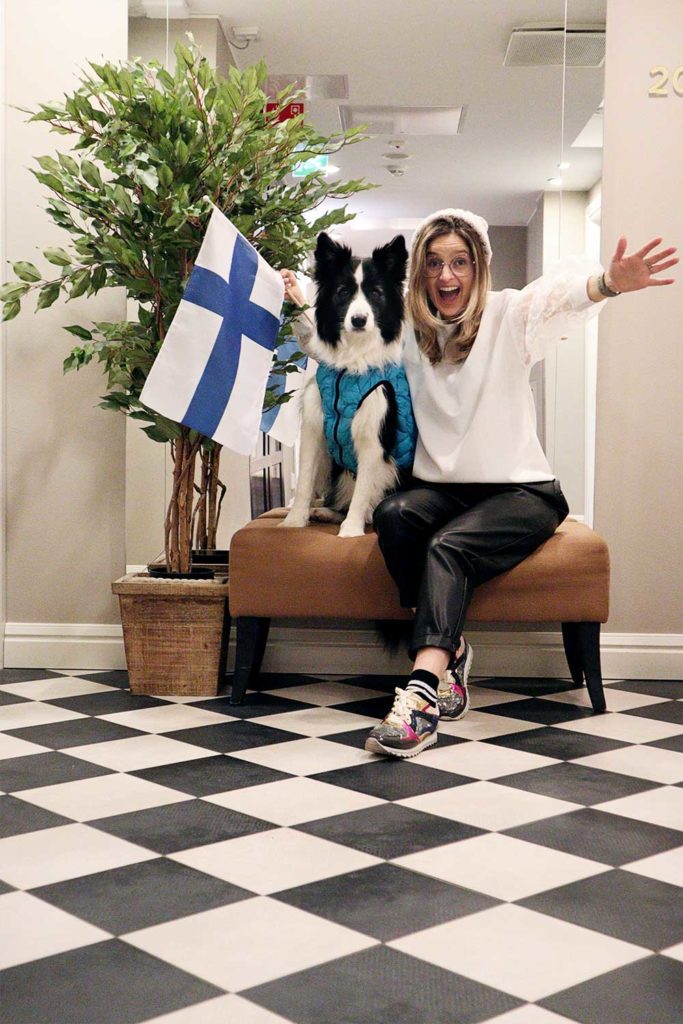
[{"x1": 281, "y1": 211, "x2": 677, "y2": 759}]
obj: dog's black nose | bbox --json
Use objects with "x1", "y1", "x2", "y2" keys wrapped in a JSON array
[{"x1": 351, "y1": 314, "x2": 368, "y2": 330}]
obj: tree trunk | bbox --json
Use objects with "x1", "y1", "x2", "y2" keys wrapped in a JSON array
[
  {"x1": 193, "y1": 444, "x2": 224, "y2": 551},
  {"x1": 165, "y1": 430, "x2": 200, "y2": 573},
  {"x1": 195, "y1": 450, "x2": 210, "y2": 550},
  {"x1": 207, "y1": 445, "x2": 221, "y2": 549}
]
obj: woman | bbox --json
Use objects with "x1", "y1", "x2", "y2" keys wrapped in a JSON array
[{"x1": 281, "y1": 210, "x2": 677, "y2": 759}]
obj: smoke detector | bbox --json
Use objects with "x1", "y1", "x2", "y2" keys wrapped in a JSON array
[{"x1": 386, "y1": 165, "x2": 406, "y2": 178}]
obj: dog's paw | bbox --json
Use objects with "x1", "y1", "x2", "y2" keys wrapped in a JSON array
[
  {"x1": 337, "y1": 518, "x2": 365, "y2": 538},
  {"x1": 310, "y1": 507, "x2": 345, "y2": 523},
  {"x1": 279, "y1": 511, "x2": 309, "y2": 528}
]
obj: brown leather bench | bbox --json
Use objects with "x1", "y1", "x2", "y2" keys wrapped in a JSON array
[{"x1": 228, "y1": 509, "x2": 610, "y2": 712}]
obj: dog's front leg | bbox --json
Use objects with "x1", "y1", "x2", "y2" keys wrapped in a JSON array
[
  {"x1": 338, "y1": 388, "x2": 399, "y2": 538},
  {"x1": 280, "y1": 382, "x2": 330, "y2": 528}
]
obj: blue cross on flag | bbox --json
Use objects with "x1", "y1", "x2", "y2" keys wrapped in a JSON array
[{"x1": 140, "y1": 204, "x2": 285, "y2": 455}]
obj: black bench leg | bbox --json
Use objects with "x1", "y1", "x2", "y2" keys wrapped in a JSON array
[
  {"x1": 216, "y1": 604, "x2": 232, "y2": 693},
  {"x1": 561, "y1": 622, "x2": 585, "y2": 687},
  {"x1": 561, "y1": 621, "x2": 606, "y2": 713},
  {"x1": 231, "y1": 617, "x2": 271, "y2": 705}
]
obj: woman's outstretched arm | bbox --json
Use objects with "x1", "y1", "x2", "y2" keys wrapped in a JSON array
[{"x1": 586, "y1": 235, "x2": 678, "y2": 302}]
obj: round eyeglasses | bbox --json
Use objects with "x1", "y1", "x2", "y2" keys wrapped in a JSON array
[{"x1": 423, "y1": 255, "x2": 476, "y2": 279}]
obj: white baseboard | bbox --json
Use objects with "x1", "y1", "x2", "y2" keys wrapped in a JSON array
[
  {"x1": 254, "y1": 626, "x2": 683, "y2": 681},
  {"x1": 3, "y1": 623, "x2": 127, "y2": 670},
  {"x1": 3, "y1": 622, "x2": 682, "y2": 680}
]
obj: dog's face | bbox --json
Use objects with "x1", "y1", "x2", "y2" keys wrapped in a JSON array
[{"x1": 313, "y1": 233, "x2": 408, "y2": 346}]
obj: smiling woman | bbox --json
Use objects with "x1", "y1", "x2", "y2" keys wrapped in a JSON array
[
  {"x1": 366, "y1": 203, "x2": 677, "y2": 757},
  {"x1": 407, "y1": 211, "x2": 493, "y2": 366}
]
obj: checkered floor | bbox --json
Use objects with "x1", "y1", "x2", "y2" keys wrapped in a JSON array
[{"x1": 1, "y1": 667, "x2": 681, "y2": 1024}]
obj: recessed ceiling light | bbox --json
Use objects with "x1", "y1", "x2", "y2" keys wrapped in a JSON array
[
  {"x1": 547, "y1": 176, "x2": 562, "y2": 186},
  {"x1": 558, "y1": 161, "x2": 571, "y2": 170}
]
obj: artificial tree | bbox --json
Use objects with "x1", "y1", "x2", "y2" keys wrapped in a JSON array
[{"x1": 1, "y1": 41, "x2": 371, "y2": 572}]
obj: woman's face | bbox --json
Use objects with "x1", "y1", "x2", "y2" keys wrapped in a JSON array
[{"x1": 422, "y1": 231, "x2": 475, "y2": 319}]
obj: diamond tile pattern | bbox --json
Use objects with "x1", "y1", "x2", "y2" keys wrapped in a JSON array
[{"x1": 0, "y1": 667, "x2": 681, "y2": 1023}]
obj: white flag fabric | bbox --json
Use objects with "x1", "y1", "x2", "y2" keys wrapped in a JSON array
[
  {"x1": 140, "y1": 205, "x2": 284, "y2": 455},
  {"x1": 260, "y1": 278, "x2": 317, "y2": 447}
]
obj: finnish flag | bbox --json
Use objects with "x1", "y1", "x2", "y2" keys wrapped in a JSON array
[
  {"x1": 259, "y1": 275, "x2": 317, "y2": 447},
  {"x1": 140, "y1": 205, "x2": 284, "y2": 455}
]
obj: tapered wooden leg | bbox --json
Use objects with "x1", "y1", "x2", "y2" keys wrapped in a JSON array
[
  {"x1": 230, "y1": 617, "x2": 271, "y2": 705},
  {"x1": 576, "y1": 621, "x2": 607, "y2": 713},
  {"x1": 562, "y1": 621, "x2": 606, "y2": 713},
  {"x1": 561, "y1": 622, "x2": 585, "y2": 688}
]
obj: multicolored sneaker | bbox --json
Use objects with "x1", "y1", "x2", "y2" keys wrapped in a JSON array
[
  {"x1": 437, "y1": 639, "x2": 473, "y2": 721},
  {"x1": 364, "y1": 687, "x2": 439, "y2": 758}
]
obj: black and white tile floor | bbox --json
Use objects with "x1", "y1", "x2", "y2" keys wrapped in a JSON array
[{"x1": 1, "y1": 667, "x2": 681, "y2": 1024}]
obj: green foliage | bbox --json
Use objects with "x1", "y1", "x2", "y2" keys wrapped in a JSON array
[{"x1": 3, "y1": 39, "x2": 373, "y2": 439}]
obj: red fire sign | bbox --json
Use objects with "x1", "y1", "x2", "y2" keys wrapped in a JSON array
[{"x1": 265, "y1": 101, "x2": 305, "y2": 122}]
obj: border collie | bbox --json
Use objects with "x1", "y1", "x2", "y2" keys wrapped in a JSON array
[{"x1": 281, "y1": 232, "x2": 415, "y2": 537}]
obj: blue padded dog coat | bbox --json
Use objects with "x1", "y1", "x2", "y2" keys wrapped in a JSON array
[{"x1": 316, "y1": 362, "x2": 416, "y2": 476}]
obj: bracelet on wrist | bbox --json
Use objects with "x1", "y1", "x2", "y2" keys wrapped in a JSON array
[{"x1": 597, "y1": 271, "x2": 621, "y2": 298}]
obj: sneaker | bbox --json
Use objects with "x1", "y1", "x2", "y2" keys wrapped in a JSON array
[
  {"x1": 364, "y1": 687, "x2": 439, "y2": 758},
  {"x1": 437, "y1": 639, "x2": 473, "y2": 720}
]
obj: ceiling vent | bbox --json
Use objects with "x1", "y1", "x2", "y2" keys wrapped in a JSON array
[
  {"x1": 338, "y1": 105, "x2": 464, "y2": 136},
  {"x1": 135, "y1": 0, "x2": 192, "y2": 17},
  {"x1": 504, "y1": 24, "x2": 605, "y2": 67},
  {"x1": 265, "y1": 75, "x2": 348, "y2": 100}
]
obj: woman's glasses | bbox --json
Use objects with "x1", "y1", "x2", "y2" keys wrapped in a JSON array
[{"x1": 423, "y1": 255, "x2": 476, "y2": 279}]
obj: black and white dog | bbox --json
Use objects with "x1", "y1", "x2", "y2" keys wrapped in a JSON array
[{"x1": 281, "y1": 232, "x2": 415, "y2": 538}]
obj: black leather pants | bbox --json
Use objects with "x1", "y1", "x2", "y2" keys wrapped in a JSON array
[{"x1": 373, "y1": 478, "x2": 570, "y2": 660}]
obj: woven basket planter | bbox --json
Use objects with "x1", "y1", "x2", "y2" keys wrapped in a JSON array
[{"x1": 112, "y1": 573, "x2": 230, "y2": 696}]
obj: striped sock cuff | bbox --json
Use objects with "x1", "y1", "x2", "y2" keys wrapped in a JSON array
[{"x1": 406, "y1": 668, "x2": 439, "y2": 706}]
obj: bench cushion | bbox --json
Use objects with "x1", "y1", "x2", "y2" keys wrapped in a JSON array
[{"x1": 229, "y1": 510, "x2": 609, "y2": 623}]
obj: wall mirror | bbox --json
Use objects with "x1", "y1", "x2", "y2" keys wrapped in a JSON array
[{"x1": 125, "y1": 0, "x2": 606, "y2": 569}]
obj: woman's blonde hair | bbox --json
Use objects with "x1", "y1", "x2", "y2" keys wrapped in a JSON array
[{"x1": 408, "y1": 214, "x2": 491, "y2": 365}]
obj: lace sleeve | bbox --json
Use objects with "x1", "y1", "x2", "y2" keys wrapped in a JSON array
[{"x1": 505, "y1": 255, "x2": 608, "y2": 366}]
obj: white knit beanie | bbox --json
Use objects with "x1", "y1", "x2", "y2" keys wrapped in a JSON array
[{"x1": 411, "y1": 208, "x2": 492, "y2": 265}]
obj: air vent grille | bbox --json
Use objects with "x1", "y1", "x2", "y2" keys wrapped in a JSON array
[
  {"x1": 265, "y1": 75, "x2": 349, "y2": 100},
  {"x1": 338, "y1": 105, "x2": 464, "y2": 136},
  {"x1": 504, "y1": 28, "x2": 605, "y2": 68}
]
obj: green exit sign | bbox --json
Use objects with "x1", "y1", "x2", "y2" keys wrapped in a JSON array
[{"x1": 292, "y1": 154, "x2": 329, "y2": 178}]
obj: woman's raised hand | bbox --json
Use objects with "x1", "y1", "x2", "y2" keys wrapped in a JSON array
[
  {"x1": 607, "y1": 236, "x2": 678, "y2": 292},
  {"x1": 279, "y1": 269, "x2": 307, "y2": 307}
]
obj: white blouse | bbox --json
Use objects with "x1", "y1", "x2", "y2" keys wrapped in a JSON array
[{"x1": 403, "y1": 257, "x2": 607, "y2": 484}]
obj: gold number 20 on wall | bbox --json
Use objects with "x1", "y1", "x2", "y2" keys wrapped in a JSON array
[{"x1": 649, "y1": 65, "x2": 683, "y2": 96}]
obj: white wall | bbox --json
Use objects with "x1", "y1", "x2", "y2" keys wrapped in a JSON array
[
  {"x1": 3, "y1": 1, "x2": 128, "y2": 668},
  {"x1": 595, "y1": 0, "x2": 683, "y2": 635}
]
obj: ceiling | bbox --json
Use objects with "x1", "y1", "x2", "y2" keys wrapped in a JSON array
[{"x1": 129, "y1": 0, "x2": 606, "y2": 230}]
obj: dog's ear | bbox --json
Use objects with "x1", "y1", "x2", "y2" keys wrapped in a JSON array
[
  {"x1": 372, "y1": 235, "x2": 408, "y2": 282},
  {"x1": 314, "y1": 232, "x2": 352, "y2": 271}
]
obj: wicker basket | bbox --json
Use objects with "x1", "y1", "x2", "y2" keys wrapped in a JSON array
[{"x1": 112, "y1": 573, "x2": 230, "y2": 696}]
